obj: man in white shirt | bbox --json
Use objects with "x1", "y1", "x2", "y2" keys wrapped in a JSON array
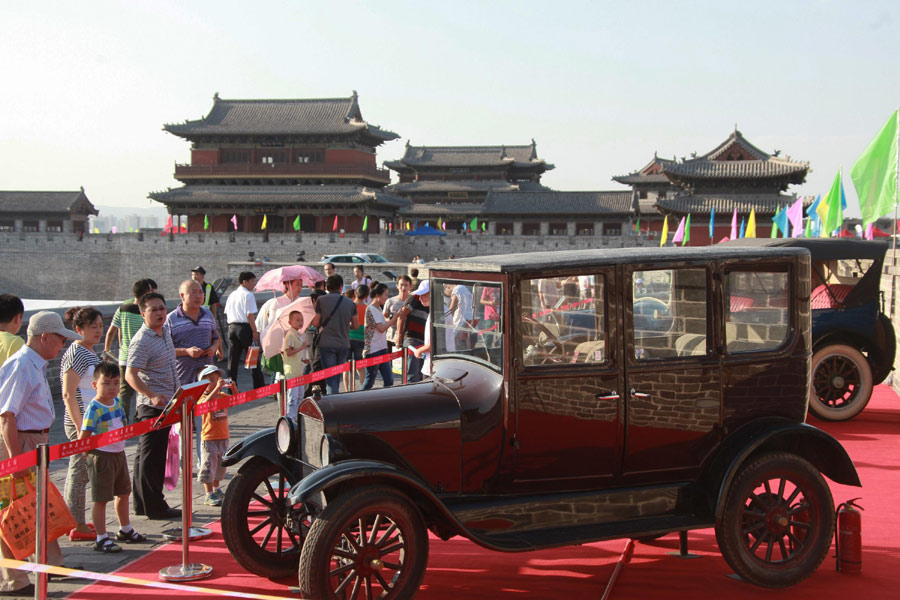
[
  {"x1": 224, "y1": 271, "x2": 263, "y2": 389},
  {"x1": 0, "y1": 311, "x2": 81, "y2": 595}
]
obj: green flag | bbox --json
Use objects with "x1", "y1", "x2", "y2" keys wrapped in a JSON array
[
  {"x1": 804, "y1": 218, "x2": 812, "y2": 238},
  {"x1": 470, "y1": 217, "x2": 478, "y2": 231},
  {"x1": 293, "y1": 215, "x2": 301, "y2": 231},
  {"x1": 634, "y1": 216, "x2": 640, "y2": 234},
  {"x1": 203, "y1": 214, "x2": 209, "y2": 230},
  {"x1": 819, "y1": 170, "x2": 845, "y2": 236},
  {"x1": 852, "y1": 110, "x2": 899, "y2": 226},
  {"x1": 481, "y1": 222, "x2": 486, "y2": 231},
  {"x1": 363, "y1": 215, "x2": 368, "y2": 231},
  {"x1": 682, "y1": 214, "x2": 691, "y2": 246}
]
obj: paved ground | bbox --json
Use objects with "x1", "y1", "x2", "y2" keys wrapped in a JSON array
[{"x1": 21, "y1": 362, "x2": 314, "y2": 599}]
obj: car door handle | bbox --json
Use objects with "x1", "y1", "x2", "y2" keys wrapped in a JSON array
[
  {"x1": 595, "y1": 392, "x2": 620, "y2": 401},
  {"x1": 630, "y1": 388, "x2": 651, "y2": 400}
]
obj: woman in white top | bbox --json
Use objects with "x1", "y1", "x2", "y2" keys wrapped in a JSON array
[
  {"x1": 60, "y1": 306, "x2": 104, "y2": 540},
  {"x1": 362, "y1": 284, "x2": 402, "y2": 390}
]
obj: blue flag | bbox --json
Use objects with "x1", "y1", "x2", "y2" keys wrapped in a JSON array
[
  {"x1": 773, "y1": 207, "x2": 789, "y2": 238},
  {"x1": 739, "y1": 217, "x2": 746, "y2": 238},
  {"x1": 709, "y1": 206, "x2": 715, "y2": 240}
]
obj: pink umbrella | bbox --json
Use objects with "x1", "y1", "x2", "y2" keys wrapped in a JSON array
[
  {"x1": 255, "y1": 265, "x2": 324, "y2": 291},
  {"x1": 261, "y1": 297, "x2": 316, "y2": 359}
]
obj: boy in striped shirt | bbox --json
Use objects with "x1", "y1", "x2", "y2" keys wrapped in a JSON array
[{"x1": 79, "y1": 362, "x2": 147, "y2": 552}]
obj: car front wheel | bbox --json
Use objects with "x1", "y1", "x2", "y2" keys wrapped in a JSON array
[
  {"x1": 808, "y1": 344, "x2": 873, "y2": 422},
  {"x1": 221, "y1": 456, "x2": 312, "y2": 578},
  {"x1": 299, "y1": 485, "x2": 429, "y2": 600},
  {"x1": 716, "y1": 452, "x2": 834, "y2": 588}
]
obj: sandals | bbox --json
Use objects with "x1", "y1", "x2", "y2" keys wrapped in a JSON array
[
  {"x1": 93, "y1": 538, "x2": 121, "y2": 553},
  {"x1": 115, "y1": 529, "x2": 146, "y2": 543}
]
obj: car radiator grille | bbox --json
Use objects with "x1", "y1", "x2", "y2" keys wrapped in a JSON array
[{"x1": 299, "y1": 414, "x2": 324, "y2": 469}]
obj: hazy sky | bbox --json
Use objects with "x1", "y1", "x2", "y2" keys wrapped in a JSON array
[{"x1": 2, "y1": 1, "x2": 899, "y2": 217}]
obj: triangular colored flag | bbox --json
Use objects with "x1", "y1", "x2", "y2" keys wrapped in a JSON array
[
  {"x1": 111, "y1": 226, "x2": 117, "y2": 234},
  {"x1": 730, "y1": 208, "x2": 737, "y2": 240},
  {"x1": 659, "y1": 216, "x2": 669, "y2": 247},
  {"x1": 851, "y1": 110, "x2": 899, "y2": 226},
  {"x1": 773, "y1": 207, "x2": 789, "y2": 238},
  {"x1": 481, "y1": 221, "x2": 486, "y2": 231},
  {"x1": 470, "y1": 217, "x2": 478, "y2": 231},
  {"x1": 363, "y1": 215, "x2": 368, "y2": 232},
  {"x1": 683, "y1": 214, "x2": 691, "y2": 246},
  {"x1": 818, "y1": 170, "x2": 845, "y2": 236},
  {"x1": 293, "y1": 215, "x2": 301, "y2": 231},
  {"x1": 786, "y1": 198, "x2": 804, "y2": 237},
  {"x1": 231, "y1": 215, "x2": 238, "y2": 230},
  {"x1": 746, "y1": 208, "x2": 756, "y2": 238},
  {"x1": 771, "y1": 221, "x2": 778, "y2": 238},
  {"x1": 739, "y1": 217, "x2": 746, "y2": 238},
  {"x1": 165, "y1": 214, "x2": 173, "y2": 232},
  {"x1": 333, "y1": 215, "x2": 338, "y2": 232},
  {"x1": 442, "y1": 220, "x2": 446, "y2": 230},
  {"x1": 864, "y1": 223, "x2": 874, "y2": 240},
  {"x1": 93, "y1": 227, "x2": 99, "y2": 234},
  {"x1": 804, "y1": 218, "x2": 812, "y2": 238},
  {"x1": 203, "y1": 214, "x2": 209, "y2": 230},
  {"x1": 405, "y1": 221, "x2": 410, "y2": 231},
  {"x1": 462, "y1": 222, "x2": 467, "y2": 231},
  {"x1": 437, "y1": 217, "x2": 443, "y2": 230},
  {"x1": 634, "y1": 216, "x2": 640, "y2": 234},
  {"x1": 708, "y1": 207, "x2": 714, "y2": 240},
  {"x1": 261, "y1": 215, "x2": 267, "y2": 230},
  {"x1": 671, "y1": 216, "x2": 686, "y2": 244},
  {"x1": 414, "y1": 218, "x2": 419, "y2": 230}
]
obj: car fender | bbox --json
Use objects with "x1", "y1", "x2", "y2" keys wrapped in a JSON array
[
  {"x1": 222, "y1": 426, "x2": 301, "y2": 479},
  {"x1": 703, "y1": 420, "x2": 860, "y2": 522}
]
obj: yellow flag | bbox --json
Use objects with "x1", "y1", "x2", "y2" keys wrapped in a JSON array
[
  {"x1": 746, "y1": 208, "x2": 757, "y2": 238},
  {"x1": 405, "y1": 221, "x2": 410, "y2": 231},
  {"x1": 92, "y1": 227, "x2": 99, "y2": 234},
  {"x1": 659, "y1": 216, "x2": 668, "y2": 247},
  {"x1": 261, "y1": 215, "x2": 267, "y2": 230},
  {"x1": 438, "y1": 217, "x2": 443, "y2": 230}
]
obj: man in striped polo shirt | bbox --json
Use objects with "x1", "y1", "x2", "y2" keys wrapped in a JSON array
[{"x1": 104, "y1": 278, "x2": 156, "y2": 423}]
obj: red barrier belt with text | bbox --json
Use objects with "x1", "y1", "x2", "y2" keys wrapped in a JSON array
[{"x1": 0, "y1": 349, "x2": 407, "y2": 477}]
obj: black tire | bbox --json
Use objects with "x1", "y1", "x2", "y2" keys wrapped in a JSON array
[
  {"x1": 299, "y1": 485, "x2": 429, "y2": 600},
  {"x1": 808, "y1": 344, "x2": 873, "y2": 422},
  {"x1": 715, "y1": 452, "x2": 834, "y2": 588},
  {"x1": 221, "y1": 456, "x2": 310, "y2": 579}
]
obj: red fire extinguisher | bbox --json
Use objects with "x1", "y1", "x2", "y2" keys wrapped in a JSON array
[{"x1": 835, "y1": 498, "x2": 863, "y2": 574}]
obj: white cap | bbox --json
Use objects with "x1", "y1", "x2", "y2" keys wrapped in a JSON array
[
  {"x1": 27, "y1": 312, "x2": 82, "y2": 340},
  {"x1": 412, "y1": 280, "x2": 430, "y2": 296},
  {"x1": 197, "y1": 365, "x2": 223, "y2": 381}
]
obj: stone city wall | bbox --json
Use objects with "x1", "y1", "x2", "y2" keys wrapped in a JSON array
[{"x1": 0, "y1": 231, "x2": 654, "y2": 301}]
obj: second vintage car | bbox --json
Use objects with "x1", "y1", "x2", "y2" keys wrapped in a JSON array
[{"x1": 221, "y1": 246, "x2": 860, "y2": 599}]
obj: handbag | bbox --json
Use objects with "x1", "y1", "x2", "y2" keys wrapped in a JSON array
[
  {"x1": 244, "y1": 345, "x2": 260, "y2": 369},
  {"x1": 260, "y1": 351, "x2": 284, "y2": 375},
  {"x1": 0, "y1": 478, "x2": 76, "y2": 560},
  {"x1": 164, "y1": 426, "x2": 180, "y2": 491}
]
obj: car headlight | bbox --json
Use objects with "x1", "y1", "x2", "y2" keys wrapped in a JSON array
[
  {"x1": 320, "y1": 435, "x2": 331, "y2": 467},
  {"x1": 276, "y1": 416, "x2": 296, "y2": 455}
]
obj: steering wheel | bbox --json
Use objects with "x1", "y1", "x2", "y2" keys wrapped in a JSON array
[{"x1": 521, "y1": 313, "x2": 565, "y2": 362}]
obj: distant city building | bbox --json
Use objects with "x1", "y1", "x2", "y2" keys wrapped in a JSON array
[
  {"x1": 150, "y1": 92, "x2": 408, "y2": 233},
  {"x1": 0, "y1": 188, "x2": 97, "y2": 235},
  {"x1": 614, "y1": 129, "x2": 810, "y2": 242}
]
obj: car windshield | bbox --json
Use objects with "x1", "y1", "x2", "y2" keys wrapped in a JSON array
[
  {"x1": 367, "y1": 254, "x2": 390, "y2": 263},
  {"x1": 431, "y1": 279, "x2": 503, "y2": 371}
]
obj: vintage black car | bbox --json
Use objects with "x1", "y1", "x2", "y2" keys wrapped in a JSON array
[
  {"x1": 724, "y1": 238, "x2": 895, "y2": 421},
  {"x1": 221, "y1": 246, "x2": 860, "y2": 598}
]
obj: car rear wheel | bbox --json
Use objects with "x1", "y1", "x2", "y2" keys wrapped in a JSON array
[
  {"x1": 716, "y1": 452, "x2": 834, "y2": 588},
  {"x1": 222, "y1": 457, "x2": 311, "y2": 578},
  {"x1": 808, "y1": 344, "x2": 873, "y2": 422},
  {"x1": 299, "y1": 485, "x2": 428, "y2": 600}
]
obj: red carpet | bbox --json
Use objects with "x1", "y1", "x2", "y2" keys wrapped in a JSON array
[{"x1": 71, "y1": 385, "x2": 900, "y2": 599}]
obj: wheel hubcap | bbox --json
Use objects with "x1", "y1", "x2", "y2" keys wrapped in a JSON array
[
  {"x1": 741, "y1": 477, "x2": 813, "y2": 564},
  {"x1": 330, "y1": 512, "x2": 407, "y2": 598},
  {"x1": 815, "y1": 355, "x2": 861, "y2": 407}
]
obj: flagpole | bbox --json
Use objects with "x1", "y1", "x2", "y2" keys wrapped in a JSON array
[{"x1": 893, "y1": 107, "x2": 899, "y2": 322}]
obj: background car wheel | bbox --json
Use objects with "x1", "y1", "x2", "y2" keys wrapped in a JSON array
[
  {"x1": 299, "y1": 485, "x2": 428, "y2": 600},
  {"x1": 808, "y1": 344, "x2": 873, "y2": 422},
  {"x1": 715, "y1": 452, "x2": 834, "y2": 588},
  {"x1": 222, "y1": 457, "x2": 308, "y2": 579}
]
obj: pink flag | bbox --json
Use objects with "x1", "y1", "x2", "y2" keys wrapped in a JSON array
[
  {"x1": 165, "y1": 214, "x2": 173, "y2": 232},
  {"x1": 864, "y1": 223, "x2": 874, "y2": 240},
  {"x1": 671, "y1": 216, "x2": 686, "y2": 244},
  {"x1": 786, "y1": 198, "x2": 804, "y2": 237},
  {"x1": 333, "y1": 215, "x2": 338, "y2": 232},
  {"x1": 111, "y1": 226, "x2": 117, "y2": 234},
  {"x1": 730, "y1": 209, "x2": 737, "y2": 240},
  {"x1": 231, "y1": 215, "x2": 238, "y2": 230}
]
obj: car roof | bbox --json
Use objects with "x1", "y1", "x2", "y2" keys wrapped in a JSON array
[
  {"x1": 427, "y1": 246, "x2": 809, "y2": 274},
  {"x1": 720, "y1": 238, "x2": 888, "y2": 261}
]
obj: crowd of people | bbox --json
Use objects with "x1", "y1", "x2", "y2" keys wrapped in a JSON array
[{"x1": 0, "y1": 260, "x2": 437, "y2": 595}]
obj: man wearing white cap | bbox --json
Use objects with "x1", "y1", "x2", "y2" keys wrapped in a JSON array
[{"x1": 0, "y1": 311, "x2": 81, "y2": 595}]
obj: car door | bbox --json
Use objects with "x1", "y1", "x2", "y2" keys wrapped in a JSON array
[
  {"x1": 622, "y1": 262, "x2": 721, "y2": 484},
  {"x1": 512, "y1": 268, "x2": 623, "y2": 490}
]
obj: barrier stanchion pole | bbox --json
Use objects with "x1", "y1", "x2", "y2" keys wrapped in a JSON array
[
  {"x1": 277, "y1": 373, "x2": 287, "y2": 417},
  {"x1": 349, "y1": 359, "x2": 356, "y2": 392},
  {"x1": 401, "y1": 346, "x2": 408, "y2": 384},
  {"x1": 35, "y1": 443, "x2": 49, "y2": 600},
  {"x1": 160, "y1": 398, "x2": 212, "y2": 582}
]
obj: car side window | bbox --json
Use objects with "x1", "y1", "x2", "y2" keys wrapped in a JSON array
[
  {"x1": 520, "y1": 275, "x2": 606, "y2": 367},
  {"x1": 725, "y1": 270, "x2": 789, "y2": 353},
  {"x1": 633, "y1": 268, "x2": 708, "y2": 360}
]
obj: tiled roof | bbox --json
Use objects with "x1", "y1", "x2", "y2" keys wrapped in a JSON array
[
  {"x1": 662, "y1": 130, "x2": 808, "y2": 181},
  {"x1": 0, "y1": 190, "x2": 97, "y2": 215},
  {"x1": 655, "y1": 193, "x2": 808, "y2": 216},
  {"x1": 613, "y1": 155, "x2": 676, "y2": 185},
  {"x1": 389, "y1": 180, "x2": 541, "y2": 193},
  {"x1": 385, "y1": 140, "x2": 554, "y2": 170},
  {"x1": 163, "y1": 92, "x2": 398, "y2": 141},
  {"x1": 484, "y1": 190, "x2": 634, "y2": 215},
  {"x1": 148, "y1": 185, "x2": 410, "y2": 209},
  {"x1": 398, "y1": 204, "x2": 484, "y2": 216}
]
